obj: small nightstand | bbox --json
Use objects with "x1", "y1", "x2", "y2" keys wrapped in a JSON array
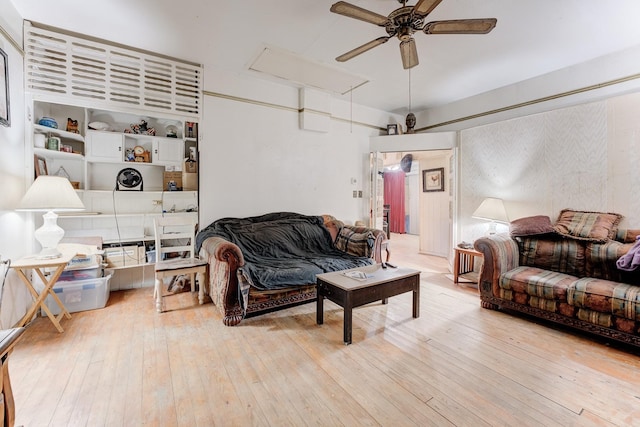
[{"x1": 453, "y1": 246, "x2": 483, "y2": 285}]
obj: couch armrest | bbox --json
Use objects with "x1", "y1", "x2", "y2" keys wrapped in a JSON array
[
  {"x1": 342, "y1": 225, "x2": 386, "y2": 263},
  {"x1": 474, "y1": 233, "x2": 519, "y2": 302},
  {"x1": 199, "y1": 236, "x2": 246, "y2": 326}
]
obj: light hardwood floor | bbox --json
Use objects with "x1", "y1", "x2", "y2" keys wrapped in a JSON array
[{"x1": 8, "y1": 233, "x2": 640, "y2": 426}]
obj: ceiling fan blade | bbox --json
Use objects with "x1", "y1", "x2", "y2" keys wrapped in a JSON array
[
  {"x1": 330, "y1": 1, "x2": 389, "y2": 26},
  {"x1": 400, "y1": 38, "x2": 419, "y2": 69},
  {"x1": 336, "y1": 37, "x2": 390, "y2": 62},
  {"x1": 413, "y1": 0, "x2": 443, "y2": 17},
  {"x1": 424, "y1": 18, "x2": 497, "y2": 34}
]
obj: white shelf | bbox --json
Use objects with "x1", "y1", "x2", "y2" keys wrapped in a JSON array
[
  {"x1": 103, "y1": 236, "x2": 152, "y2": 245},
  {"x1": 34, "y1": 124, "x2": 85, "y2": 142},
  {"x1": 86, "y1": 159, "x2": 158, "y2": 166},
  {"x1": 79, "y1": 189, "x2": 197, "y2": 196},
  {"x1": 34, "y1": 147, "x2": 84, "y2": 160},
  {"x1": 58, "y1": 211, "x2": 196, "y2": 219}
]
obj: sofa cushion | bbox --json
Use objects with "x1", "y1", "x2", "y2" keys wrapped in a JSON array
[
  {"x1": 500, "y1": 266, "x2": 577, "y2": 302},
  {"x1": 517, "y1": 236, "x2": 585, "y2": 276},
  {"x1": 585, "y1": 240, "x2": 635, "y2": 282},
  {"x1": 335, "y1": 227, "x2": 375, "y2": 257},
  {"x1": 553, "y1": 209, "x2": 622, "y2": 242},
  {"x1": 568, "y1": 277, "x2": 640, "y2": 322},
  {"x1": 510, "y1": 215, "x2": 554, "y2": 237}
]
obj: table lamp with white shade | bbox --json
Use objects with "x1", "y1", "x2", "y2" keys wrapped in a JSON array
[
  {"x1": 472, "y1": 197, "x2": 509, "y2": 235},
  {"x1": 17, "y1": 175, "x2": 85, "y2": 259}
]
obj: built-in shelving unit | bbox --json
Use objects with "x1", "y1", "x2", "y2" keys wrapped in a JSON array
[{"x1": 24, "y1": 20, "x2": 203, "y2": 288}]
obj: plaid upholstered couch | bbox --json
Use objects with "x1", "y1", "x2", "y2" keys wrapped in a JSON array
[
  {"x1": 197, "y1": 213, "x2": 386, "y2": 326},
  {"x1": 474, "y1": 210, "x2": 640, "y2": 348}
]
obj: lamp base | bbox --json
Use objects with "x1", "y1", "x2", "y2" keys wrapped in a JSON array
[
  {"x1": 486, "y1": 220, "x2": 498, "y2": 236},
  {"x1": 34, "y1": 210, "x2": 65, "y2": 259}
]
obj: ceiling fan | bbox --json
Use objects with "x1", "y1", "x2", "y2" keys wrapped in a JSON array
[{"x1": 330, "y1": 0, "x2": 497, "y2": 69}]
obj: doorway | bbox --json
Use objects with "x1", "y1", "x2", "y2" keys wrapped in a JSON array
[{"x1": 378, "y1": 150, "x2": 453, "y2": 259}]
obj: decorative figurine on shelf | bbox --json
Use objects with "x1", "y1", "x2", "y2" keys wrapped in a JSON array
[
  {"x1": 166, "y1": 125, "x2": 178, "y2": 138},
  {"x1": 38, "y1": 117, "x2": 58, "y2": 128},
  {"x1": 66, "y1": 118, "x2": 80, "y2": 133},
  {"x1": 125, "y1": 148, "x2": 135, "y2": 162},
  {"x1": 405, "y1": 112, "x2": 416, "y2": 134},
  {"x1": 186, "y1": 121, "x2": 197, "y2": 138},
  {"x1": 124, "y1": 119, "x2": 156, "y2": 136}
]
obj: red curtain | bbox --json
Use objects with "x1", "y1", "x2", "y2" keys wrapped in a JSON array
[{"x1": 383, "y1": 170, "x2": 405, "y2": 234}]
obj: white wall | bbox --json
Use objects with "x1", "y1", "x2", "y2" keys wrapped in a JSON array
[
  {"x1": 200, "y1": 69, "x2": 392, "y2": 227},
  {"x1": 0, "y1": 1, "x2": 33, "y2": 327},
  {"x1": 458, "y1": 91, "x2": 640, "y2": 243},
  {"x1": 0, "y1": 2, "x2": 26, "y2": 259}
]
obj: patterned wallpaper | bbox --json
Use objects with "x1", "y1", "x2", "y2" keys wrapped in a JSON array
[{"x1": 458, "y1": 92, "x2": 640, "y2": 242}]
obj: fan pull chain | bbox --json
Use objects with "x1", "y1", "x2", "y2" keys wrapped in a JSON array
[
  {"x1": 350, "y1": 86, "x2": 353, "y2": 133},
  {"x1": 408, "y1": 68, "x2": 412, "y2": 113}
]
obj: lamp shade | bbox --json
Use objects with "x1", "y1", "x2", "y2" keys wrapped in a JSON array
[
  {"x1": 472, "y1": 197, "x2": 509, "y2": 223},
  {"x1": 17, "y1": 176, "x2": 85, "y2": 212},
  {"x1": 17, "y1": 176, "x2": 84, "y2": 259}
]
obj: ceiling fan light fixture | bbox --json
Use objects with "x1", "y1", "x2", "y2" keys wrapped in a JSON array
[
  {"x1": 397, "y1": 26, "x2": 414, "y2": 42},
  {"x1": 400, "y1": 39, "x2": 419, "y2": 69}
]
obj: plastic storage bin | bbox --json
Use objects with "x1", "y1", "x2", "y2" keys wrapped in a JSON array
[
  {"x1": 59, "y1": 267, "x2": 102, "y2": 281},
  {"x1": 41, "y1": 274, "x2": 112, "y2": 316}
]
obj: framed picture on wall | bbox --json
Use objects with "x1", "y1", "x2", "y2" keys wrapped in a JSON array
[
  {"x1": 34, "y1": 155, "x2": 48, "y2": 177},
  {"x1": 0, "y1": 47, "x2": 9, "y2": 127},
  {"x1": 423, "y1": 167, "x2": 444, "y2": 192}
]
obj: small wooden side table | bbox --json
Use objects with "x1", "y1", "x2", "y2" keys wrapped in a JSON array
[
  {"x1": 1, "y1": 327, "x2": 25, "y2": 427},
  {"x1": 10, "y1": 248, "x2": 76, "y2": 333},
  {"x1": 453, "y1": 246, "x2": 483, "y2": 285}
]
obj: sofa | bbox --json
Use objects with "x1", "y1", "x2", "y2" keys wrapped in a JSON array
[
  {"x1": 474, "y1": 209, "x2": 640, "y2": 348},
  {"x1": 195, "y1": 212, "x2": 386, "y2": 326}
]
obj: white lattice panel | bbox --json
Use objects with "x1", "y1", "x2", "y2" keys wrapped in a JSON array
[{"x1": 24, "y1": 22, "x2": 201, "y2": 118}]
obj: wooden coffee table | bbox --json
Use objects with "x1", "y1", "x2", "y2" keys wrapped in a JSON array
[{"x1": 316, "y1": 265, "x2": 420, "y2": 344}]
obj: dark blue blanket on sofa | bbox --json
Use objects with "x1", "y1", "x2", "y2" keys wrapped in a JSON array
[{"x1": 196, "y1": 212, "x2": 373, "y2": 290}]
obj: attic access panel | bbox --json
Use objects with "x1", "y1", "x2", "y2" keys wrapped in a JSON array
[{"x1": 249, "y1": 46, "x2": 369, "y2": 95}]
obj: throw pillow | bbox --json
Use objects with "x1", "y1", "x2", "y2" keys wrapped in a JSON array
[
  {"x1": 510, "y1": 215, "x2": 555, "y2": 237},
  {"x1": 334, "y1": 227, "x2": 375, "y2": 257},
  {"x1": 553, "y1": 209, "x2": 623, "y2": 243}
]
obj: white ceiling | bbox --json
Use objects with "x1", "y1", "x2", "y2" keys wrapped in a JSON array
[{"x1": 12, "y1": 0, "x2": 640, "y2": 115}]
